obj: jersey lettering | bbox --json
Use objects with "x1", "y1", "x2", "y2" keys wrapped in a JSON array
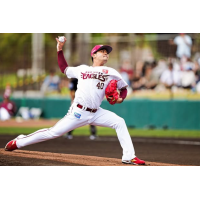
[{"x1": 81, "y1": 72, "x2": 109, "y2": 82}]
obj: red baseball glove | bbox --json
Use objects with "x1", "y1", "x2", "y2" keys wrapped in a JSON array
[{"x1": 105, "y1": 80, "x2": 119, "y2": 105}]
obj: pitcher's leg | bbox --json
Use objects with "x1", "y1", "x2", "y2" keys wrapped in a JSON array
[
  {"x1": 16, "y1": 115, "x2": 87, "y2": 148},
  {"x1": 90, "y1": 108, "x2": 135, "y2": 161}
]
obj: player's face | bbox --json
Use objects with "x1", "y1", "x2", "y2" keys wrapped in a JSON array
[{"x1": 94, "y1": 49, "x2": 109, "y2": 63}]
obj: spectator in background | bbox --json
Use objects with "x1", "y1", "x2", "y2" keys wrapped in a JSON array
[
  {"x1": 139, "y1": 62, "x2": 153, "y2": 89},
  {"x1": 181, "y1": 58, "x2": 196, "y2": 72},
  {"x1": 160, "y1": 63, "x2": 181, "y2": 89},
  {"x1": 132, "y1": 61, "x2": 159, "y2": 90},
  {"x1": 119, "y1": 60, "x2": 134, "y2": 86},
  {"x1": 176, "y1": 57, "x2": 197, "y2": 90},
  {"x1": 192, "y1": 52, "x2": 200, "y2": 89},
  {"x1": 193, "y1": 54, "x2": 200, "y2": 85},
  {"x1": 152, "y1": 59, "x2": 168, "y2": 79},
  {"x1": 170, "y1": 33, "x2": 192, "y2": 60},
  {"x1": 0, "y1": 93, "x2": 17, "y2": 121},
  {"x1": 180, "y1": 66, "x2": 196, "y2": 90},
  {"x1": 131, "y1": 61, "x2": 145, "y2": 90},
  {"x1": 41, "y1": 68, "x2": 61, "y2": 94},
  {"x1": 144, "y1": 61, "x2": 160, "y2": 89},
  {"x1": 59, "y1": 76, "x2": 69, "y2": 95}
]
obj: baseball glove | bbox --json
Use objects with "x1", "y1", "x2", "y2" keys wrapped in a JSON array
[{"x1": 105, "y1": 80, "x2": 119, "y2": 105}]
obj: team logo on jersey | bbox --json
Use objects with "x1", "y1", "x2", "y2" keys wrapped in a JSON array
[
  {"x1": 81, "y1": 72, "x2": 109, "y2": 82},
  {"x1": 102, "y1": 69, "x2": 108, "y2": 74},
  {"x1": 74, "y1": 112, "x2": 81, "y2": 119}
]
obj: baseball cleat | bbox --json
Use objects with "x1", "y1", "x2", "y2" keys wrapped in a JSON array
[
  {"x1": 67, "y1": 135, "x2": 73, "y2": 139},
  {"x1": 63, "y1": 134, "x2": 73, "y2": 139},
  {"x1": 89, "y1": 135, "x2": 97, "y2": 140},
  {"x1": 122, "y1": 157, "x2": 145, "y2": 165},
  {"x1": 5, "y1": 135, "x2": 25, "y2": 151},
  {"x1": 5, "y1": 139, "x2": 18, "y2": 151}
]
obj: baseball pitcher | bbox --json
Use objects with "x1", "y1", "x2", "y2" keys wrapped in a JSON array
[
  {"x1": 64, "y1": 77, "x2": 97, "y2": 140},
  {"x1": 5, "y1": 36, "x2": 145, "y2": 165}
]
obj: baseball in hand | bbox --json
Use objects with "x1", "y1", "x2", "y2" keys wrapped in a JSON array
[{"x1": 59, "y1": 36, "x2": 65, "y2": 43}]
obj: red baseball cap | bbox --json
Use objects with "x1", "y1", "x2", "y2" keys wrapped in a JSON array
[{"x1": 91, "y1": 45, "x2": 112, "y2": 59}]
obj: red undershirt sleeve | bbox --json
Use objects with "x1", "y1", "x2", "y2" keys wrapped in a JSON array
[
  {"x1": 120, "y1": 88, "x2": 127, "y2": 100},
  {"x1": 57, "y1": 50, "x2": 68, "y2": 73}
]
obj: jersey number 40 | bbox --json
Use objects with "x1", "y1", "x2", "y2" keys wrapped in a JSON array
[{"x1": 96, "y1": 82, "x2": 104, "y2": 89}]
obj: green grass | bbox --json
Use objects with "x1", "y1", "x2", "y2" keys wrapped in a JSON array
[{"x1": 0, "y1": 126, "x2": 200, "y2": 138}]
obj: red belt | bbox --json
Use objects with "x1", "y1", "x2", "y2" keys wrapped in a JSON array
[{"x1": 77, "y1": 104, "x2": 97, "y2": 113}]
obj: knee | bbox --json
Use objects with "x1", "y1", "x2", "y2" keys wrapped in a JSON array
[
  {"x1": 48, "y1": 128, "x2": 62, "y2": 138},
  {"x1": 118, "y1": 117, "x2": 125, "y2": 124},
  {"x1": 115, "y1": 117, "x2": 126, "y2": 127}
]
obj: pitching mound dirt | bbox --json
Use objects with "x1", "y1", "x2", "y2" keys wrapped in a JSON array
[{"x1": 0, "y1": 149, "x2": 180, "y2": 166}]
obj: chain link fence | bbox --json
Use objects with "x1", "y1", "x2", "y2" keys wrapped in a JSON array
[{"x1": 1, "y1": 33, "x2": 200, "y2": 97}]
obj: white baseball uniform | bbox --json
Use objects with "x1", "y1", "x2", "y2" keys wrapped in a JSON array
[{"x1": 15, "y1": 65, "x2": 136, "y2": 161}]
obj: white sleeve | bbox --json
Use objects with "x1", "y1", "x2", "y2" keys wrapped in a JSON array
[
  {"x1": 173, "y1": 36, "x2": 178, "y2": 44},
  {"x1": 187, "y1": 36, "x2": 192, "y2": 45},
  {"x1": 110, "y1": 69, "x2": 128, "y2": 89},
  {"x1": 160, "y1": 71, "x2": 167, "y2": 82},
  {"x1": 117, "y1": 79, "x2": 128, "y2": 89},
  {"x1": 65, "y1": 66, "x2": 80, "y2": 79}
]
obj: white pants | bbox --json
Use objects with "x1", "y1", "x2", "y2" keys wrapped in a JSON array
[
  {"x1": 0, "y1": 107, "x2": 11, "y2": 121},
  {"x1": 16, "y1": 103, "x2": 135, "y2": 161}
]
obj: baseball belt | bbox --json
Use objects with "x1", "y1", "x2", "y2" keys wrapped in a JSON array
[{"x1": 77, "y1": 104, "x2": 97, "y2": 113}]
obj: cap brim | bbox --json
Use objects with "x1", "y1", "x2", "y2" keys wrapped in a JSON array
[
  {"x1": 91, "y1": 45, "x2": 112, "y2": 61},
  {"x1": 96, "y1": 45, "x2": 112, "y2": 54}
]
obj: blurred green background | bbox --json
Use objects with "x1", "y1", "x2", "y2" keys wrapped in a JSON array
[{"x1": 1, "y1": 33, "x2": 200, "y2": 132}]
